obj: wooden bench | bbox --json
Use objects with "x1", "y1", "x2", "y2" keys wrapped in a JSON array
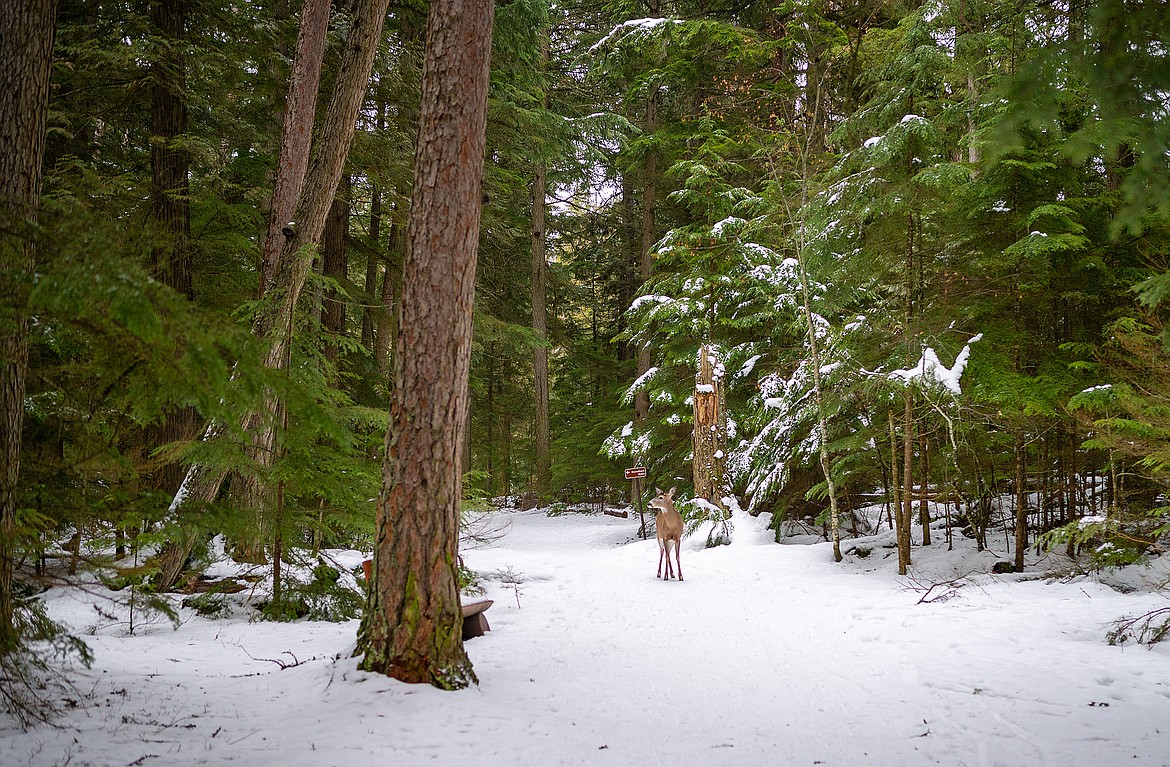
[
  {"x1": 362, "y1": 560, "x2": 492, "y2": 640},
  {"x1": 461, "y1": 599, "x2": 493, "y2": 640}
]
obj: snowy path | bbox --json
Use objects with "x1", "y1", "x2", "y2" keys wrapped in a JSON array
[{"x1": 6, "y1": 509, "x2": 1170, "y2": 766}]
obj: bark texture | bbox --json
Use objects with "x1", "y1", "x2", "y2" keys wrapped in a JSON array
[
  {"x1": 0, "y1": 0, "x2": 58, "y2": 653},
  {"x1": 360, "y1": 0, "x2": 495, "y2": 689},
  {"x1": 258, "y1": 0, "x2": 330, "y2": 297},
  {"x1": 691, "y1": 345, "x2": 727, "y2": 512}
]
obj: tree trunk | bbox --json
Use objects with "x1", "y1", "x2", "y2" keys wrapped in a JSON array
[
  {"x1": 230, "y1": 0, "x2": 331, "y2": 563},
  {"x1": 617, "y1": 171, "x2": 637, "y2": 364},
  {"x1": 362, "y1": 179, "x2": 381, "y2": 349},
  {"x1": 149, "y1": 0, "x2": 193, "y2": 297},
  {"x1": 484, "y1": 345, "x2": 496, "y2": 494},
  {"x1": 146, "y1": 0, "x2": 198, "y2": 495},
  {"x1": 152, "y1": 0, "x2": 392, "y2": 591},
  {"x1": 919, "y1": 429, "x2": 930, "y2": 546},
  {"x1": 794, "y1": 236, "x2": 841, "y2": 561},
  {"x1": 359, "y1": 0, "x2": 494, "y2": 689},
  {"x1": 900, "y1": 392, "x2": 914, "y2": 574},
  {"x1": 633, "y1": 85, "x2": 658, "y2": 425},
  {"x1": 0, "y1": 0, "x2": 58, "y2": 654},
  {"x1": 888, "y1": 409, "x2": 901, "y2": 543},
  {"x1": 258, "y1": 0, "x2": 330, "y2": 297},
  {"x1": 530, "y1": 29, "x2": 551, "y2": 501},
  {"x1": 374, "y1": 220, "x2": 401, "y2": 388},
  {"x1": 691, "y1": 345, "x2": 726, "y2": 512},
  {"x1": 322, "y1": 176, "x2": 350, "y2": 368},
  {"x1": 632, "y1": 0, "x2": 660, "y2": 423},
  {"x1": 531, "y1": 158, "x2": 551, "y2": 500},
  {"x1": 1014, "y1": 430, "x2": 1027, "y2": 572}
]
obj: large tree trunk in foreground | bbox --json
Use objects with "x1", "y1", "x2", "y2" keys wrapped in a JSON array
[
  {"x1": 359, "y1": 0, "x2": 494, "y2": 689},
  {"x1": 0, "y1": 0, "x2": 58, "y2": 654}
]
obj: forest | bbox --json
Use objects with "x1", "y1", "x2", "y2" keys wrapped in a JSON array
[{"x1": 3, "y1": 0, "x2": 1170, "y2": 695}]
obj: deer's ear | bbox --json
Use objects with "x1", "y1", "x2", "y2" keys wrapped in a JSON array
[
  {"x1": 668, "y1": 487, "x2": 677, "y2": 497},
  {"x1": 654, "y1": 487, "x2": 663, "y2": 495}
]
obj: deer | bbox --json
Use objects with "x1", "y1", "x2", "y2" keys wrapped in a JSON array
[{"x1": 649, "y1": 487, "x2": 683, "y2": 581}]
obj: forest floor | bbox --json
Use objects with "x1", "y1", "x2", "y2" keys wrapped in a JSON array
[{"x1": 4, "y1": 507, "x2": 1170, "y2": 766}]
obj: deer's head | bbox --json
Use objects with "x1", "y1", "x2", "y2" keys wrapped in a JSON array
[{"x1": 649, "y1": 486, "x2": 677, "y2": 513}]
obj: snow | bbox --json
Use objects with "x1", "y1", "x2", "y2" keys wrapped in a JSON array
[
  {"x1": 625, "y1": 366, "x2": 659, "y2": 400},
  {"x1": 712, "y1": 216, "x2": 745, "y2": 236},
  {"x1": 741, "y1": 242, "x2": 775, "y2": 261},
  {"x1": 6, "y1": 509, "x2": 1170, "y2": 767},
  {"x1": 629, "y1": 293, "x2": 671, "y2": 311},
  {"x1": 889, "y1": 335, "x2": 981, "y2": 395},
  {"x1": 737, "y1": 354, "x2": 762, "y2": 379},
  {"x1": 587, "y1": 17, "x2": 682, "y2": 54},
  {"x1": 844, "y1": 314, "x2": 867, "y2": 332},
  {"x1": 863, "y1": 136, "x2": 883, "y2": 148}
]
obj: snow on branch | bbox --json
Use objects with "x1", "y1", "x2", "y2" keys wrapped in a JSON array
[
  {"x1": 588, "y1": 18, "x2": 683, "y2": 54},
  {"x1": 888, "y1": 334, "x2": 982, "y2": 395},
  {"x1": 621, "y1": 365, "x2": 659, "y2": 405}
]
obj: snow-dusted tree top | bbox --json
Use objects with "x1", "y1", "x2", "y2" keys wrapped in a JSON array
[{"x1": 587, "y1": 17, "x2": 683, "y2": 54}]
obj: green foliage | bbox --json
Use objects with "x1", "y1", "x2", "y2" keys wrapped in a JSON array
[
  {"x1": 458, "y1": 563, "x2": 485, "y2": 597},
  {"x1": 1038, "y1": 514, "x2": 1156, "y2": 572},
  {"x1": 14, "y1": 598, "x2": 93, "y2": 669},
  {"x1": 260, "y1": 560, "x2": 364, "y2": 623},
  {"x1": 181, "y1": 591, "x2": 234, "y2": 619}
]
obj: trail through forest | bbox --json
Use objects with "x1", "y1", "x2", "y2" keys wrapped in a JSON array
[{"x1": 6, "y1": 509, "x2": 1170, "y2": 766}]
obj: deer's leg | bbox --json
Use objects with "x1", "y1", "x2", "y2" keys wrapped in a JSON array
[
  {"x1": 675, "y1": 539, "x2": 683, "y2": 581},
  {"x1": 657, "y1": 542, "x2": 665, "y2": 578},
  {"x1": 665, "y1": 541, "x2": 675, "y2": 580}
]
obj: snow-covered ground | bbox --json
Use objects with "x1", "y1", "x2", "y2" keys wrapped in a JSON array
[{"x1": 5, "y1": 508, "x2": 1170, "y2": 766}]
